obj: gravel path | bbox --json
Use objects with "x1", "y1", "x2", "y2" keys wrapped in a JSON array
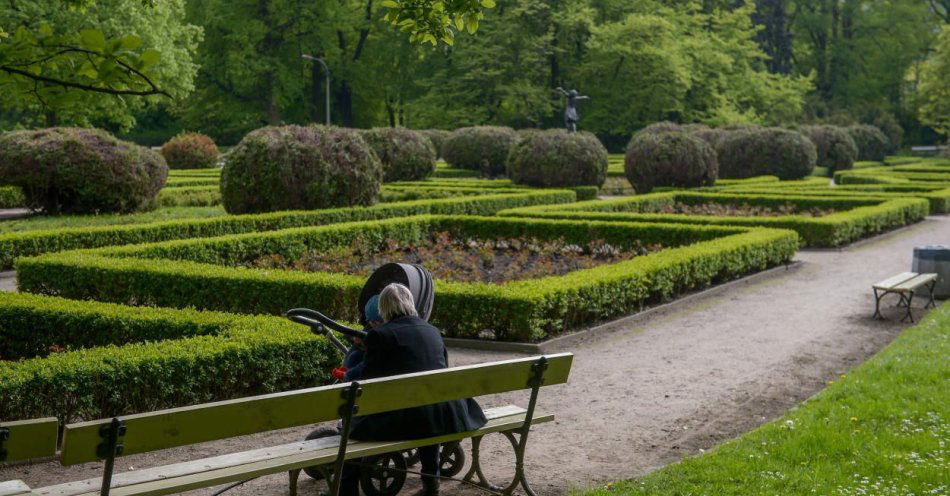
[{"x1": 1, "y1": 216, "x2": 946, "y2": 495}]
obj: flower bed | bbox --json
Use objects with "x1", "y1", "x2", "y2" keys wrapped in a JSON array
[
  {"x1": 0, "y1": 190, "x2": 575, "y2": 270},
  {"x1": 498, "y1": 192, "x2": 929, "y2": 247},
  {"x1": 16, "y1": 215, "x2": 797, "y2": 342},
  {"x1": 0, "y1": 292, "x2": 334, "y2": 422}
]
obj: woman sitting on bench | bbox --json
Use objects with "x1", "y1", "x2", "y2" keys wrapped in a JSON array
[{"x1": 340, "y1": 283, "x2": 487, "y2": 496}]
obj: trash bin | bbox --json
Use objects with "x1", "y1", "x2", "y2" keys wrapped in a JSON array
[{"x1": 913, "y1": 245, "x2": 950, "y2": 298}]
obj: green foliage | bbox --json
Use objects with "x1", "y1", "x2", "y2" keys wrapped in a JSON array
[
  {"x1": 442, "y1": 126, "x2": 518, "y2": 176},
  {"x1": 801, "y1": 125, "x2": 858, "y2": 172},
  {"x1": 16, "y1": 215, "x2": 796, "y2": 342},
  {"x1": 0, "y1": 127, "x2": 168, "y2": 214},
  {"x1": 220, "y1": 125, "x2": 382, "y2": 214},
  {"x1": 157, "y1": 186, "x2": 221, "y2": 207},
  {"x1": 507, "y1": 130, "x2": 608, "y2": 188},
  {"x1": 917, "y1": 25, "x2": 950, "y2": 136},
  {"x1": 500, "y1": 192, "x2": 929, "y2": 248},
  {"x1": 582, "y1": 302, "x2": 950, "y2": 496},
  {"x1": 0, "y1": 0, "x2": 201, "y2": 130},
  {"x1": 361, "y1": 127, "x2": 437, "y2": 182},
  {"x1": 0, "y1": 186, "x2": 25, "y2": 208},
  {"x1": 418, "y1": 129, "x2": 451, "y2": 158},
  {"x1": 719, "y1": 128, "x2": 816, "y2": 180},
  {"x1": 0, "y1": 292, "x2": 334, "y2": 422},
  {"x1": 381, "y1": 0, "x2": 495, "y2": 45},
  {"x1": 624, "y1": 131, "x2": 718, "y2": 194},
  {"x1": 0, "y1": 190, "x2": 576, "y2": 270},
  {"x1": 160, "y1": 132, "x2": 219, "y2": 169},
  {"x1": 845, "y1": 125, "x2": 889, "y2": 162}
]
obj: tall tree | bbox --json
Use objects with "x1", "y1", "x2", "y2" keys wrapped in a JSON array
[{"x1": 752, "y1": 0, "x2": 793, "y2": 74}]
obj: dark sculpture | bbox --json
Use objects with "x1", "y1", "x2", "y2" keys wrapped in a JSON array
[{"x1": 556, "y1": 87, "x2": 589, "y2": 132}]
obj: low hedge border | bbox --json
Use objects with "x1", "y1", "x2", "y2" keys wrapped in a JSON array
[
  {"x1": 0, "y1": 190, "x2": 576, "y2": 270},
  {"x1": 0, "y1": 292, "x2": 334, "y2": 422},
  {"x1": 498, "y1": 192, "x2": 929, "y2": 247},
  {"x1": 157, "y1": 186, "x2": 222, "y2": 207},
  {"x1": 713, "y1": 185, "x2": 950, "y2": 214},
  {"x1": 0, "y1": 186, "x2": 25, "y2": 208},
  {"x1": 16, "y1": 215, "x2": 798, "y2": 342},
  {"x1": 163, "y1": 177, "x2": 220, "y2": 187}
]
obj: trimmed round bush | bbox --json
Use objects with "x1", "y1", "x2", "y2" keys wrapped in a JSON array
[
  {"x1": 507, "y1": 130, "x2": 608, "y2": 188},
  {"x1": 418, "y1": 129, "x2": 451, "y2": 158},
  {"x1": 624, "y1": 131, "x2": 717, "y2": 194},
  {"x1": 690, "y1": 128, "x2": 732, "y2": 152},
  {"x1": 719, "y1": 128, "x2": 816, "y2": 180},
  {"x1": 442, "y1": 126, "x2": 518, "y2": 176},
  {"x1": 637, "y1": 121, "x2": 681, "y2": 135},
  {"x1": 361, "y1": 128, "x2": 436, "y2": 182},
  {"x1": 872, "y1": 113, "x2": 903, "y2": 153},
  {"x1": 801, "y1": 125, "x2": 857, "y2": 172},
  {"x1": 0, "y1": 127, "x2": 167, "y2": 214},
  {"x1": 846, "y1": 124, "x2": 889, "y2": 162},
  {"x1": 221, "y1": 125, "x2": 382, "y2": 214},
  {"x1": 160, "y1": 132, "x2": 219, "y2": 169}
]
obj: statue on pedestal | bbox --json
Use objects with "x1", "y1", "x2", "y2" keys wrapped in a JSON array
[{"x1": 556, "y1": 87, "x2": 589, "y2": 132}]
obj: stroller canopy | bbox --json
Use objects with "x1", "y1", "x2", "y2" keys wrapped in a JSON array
[{"x1": 358, "y1": 263, "x2": 434, "y2": 325}]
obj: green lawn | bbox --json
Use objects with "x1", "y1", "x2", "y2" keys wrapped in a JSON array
[
  {"x1": 0, "y1": 206, "x2": 227, "y2": 233},
  {"x1": 582, "y1": 302, "x2": 949, "y2": 496}
]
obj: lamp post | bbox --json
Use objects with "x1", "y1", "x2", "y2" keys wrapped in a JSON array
[{"x1": 302, "y1": 54, "x2": 331, "y2": 125}]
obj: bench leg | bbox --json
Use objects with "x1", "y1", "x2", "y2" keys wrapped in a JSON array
[
  {"x1": 288, "y1": 469, "x2": 301, "y2": 496},
  {"x1": 925, "y1": 281, "x2": 937, "y2": 309},
  {"x1": 500, "y1": 430, "x2": 538, "y2": 496},
  {"x1": 873, "y1": 288, "x2": 886, "y2": 320},
  {"x1": 901, "y1": 291, "x2": 915, "y2": 323},
  {"x1": 462, "y1": 436, "x2": 501, "y2": 492}
]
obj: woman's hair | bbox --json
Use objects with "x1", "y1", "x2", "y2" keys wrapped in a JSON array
[{"x1": 378, "y1": 283, "x2": 418, "y2": 322}]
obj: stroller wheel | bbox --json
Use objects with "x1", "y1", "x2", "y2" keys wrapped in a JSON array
[
  {"x1": 440, "y1": 442, "x2": 466, "y2": 477},
  {"x1": 359, "y1": 452, "x2": 407, "y2": 496},
  {"x1": 403, "y1": 449, "x2": 420, "y2": 467},
  {"x1": 302, "y1": 426, "x2": 339, "y2": 480}
]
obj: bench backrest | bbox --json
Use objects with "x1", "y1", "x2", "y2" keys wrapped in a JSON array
[
  {"x1": 60, "y1": 353, "x2": 573, "y2": 465},
  {"x1": 0, "y1": 417, "x2": 58, "y2": 463}
]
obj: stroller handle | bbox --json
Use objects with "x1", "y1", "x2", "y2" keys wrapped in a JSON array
[
  {"x1": 287, "y1": 314, "x2": 352, "y2": 354},
  {"x1": 285, "y1": 308, "x2": 368, "y2": 339}
]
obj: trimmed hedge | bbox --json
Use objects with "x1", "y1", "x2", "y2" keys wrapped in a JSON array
[
  {"x1": 221, "y1": 125, "x2": 382, "y2": 214},
  {"x1": 719, "y1": 128, "x2": 816, "y2": 180},
  {"x1": 157, "y1": 186, "x2": 222, "y2": 207},
  {"x1": 0, "y1": 292, "x2": 334, "y2": 422},
  {"x1": 0, "y1": 190, "x2": 576, "y2": 270},
  {"x1": 498, "y1": 192, "x2": 929, "y2": 247},
  {"x1": 442, "y1": 126, "x2": 518, "y2": 177},
  {"x1": 709, "y1": 186, "x2": 950, "y2": 215},
  {"x1": 161, "y1": 132, "x2": 220, "y2": 169},
  {"x1": 846, "y1": 125, "x2": 889, "y2": 162},
  {"x1": 0, "y1": 127, "x2": 168, "y2": 214},
  {"x1": 625, "y1": 131, "x2": 718, "y2": 193},
  {"x1": 17, "y1": 215, "x2": 797, "y2": 342},
  {"x1": 507, "y1": 130, "x2": 608, "y2": 188},
  {"x1": 419, "y1": 130, "x2": 451, "y2": 158},
  {"x1": 801, "y1": 125, "x2": 858, "y2": 172},
  {"x1": 361, "y1": 127, "x2": 437, "y2": 182},
  {"x1": 0, "y1": 186, "x2": 25, "y2": 208}
]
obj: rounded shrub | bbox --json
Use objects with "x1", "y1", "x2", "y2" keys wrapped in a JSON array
[
  {"x1": 507, "y1": 130, "x2": 608, "y2": 188},
  {"x1": 800, "y1": 125, "x2": 857, "y2": 172},
  {"x1": 719, "y1": 128, "x2": 816, "y2": 180},
  {"x1": 361, "y1": 128, "x2": 436, "y2": 182},
  {"x1": 624, "y1": 131, "x2": 717, "y2": 194},
  {"x1": 442, "y1": 126, "x2": 518, "y2": 177},
  {"x1": 0, "y1": 127, "x2": 167, "y2": 214},
  {"x1": 846, "y1": 124, "x2": 889, "y2": 162},
  {"x1": 637, "y1": 121, "x2": 681, "y2": 135},
  {"x1": 690, "y1": 128, "x2": 732, "y2": 152},
  {"x1": 220, "y1": 125, "x2": 382, "y2": 214},
  {"x1": 160, "y1": 132, "x2": 220, "y2": 169},
  {"x1": 418, "y1": 129, "x2": 451, "y2": 158}
]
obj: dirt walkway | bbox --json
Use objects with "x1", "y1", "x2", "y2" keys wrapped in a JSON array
[{"x1": 2, "y1": 217, "x2": 946, "y2": 495}]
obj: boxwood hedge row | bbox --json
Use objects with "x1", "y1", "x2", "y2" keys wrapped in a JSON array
[
  {"x1": 0, "y1": 292, "x2": 334, "y2": 422},
  {"x1": 0, "y1": 190, "x2": 575, "y2": 270},
  {"x1": 498, "y1": 192, "x2": 929, "y2": 247},
  {"x1": 16, "y1": 215, "x2": 797, "y2": 342},
  {"x1": 714, "y1": 184, "x2": 950, "y2": 214}
]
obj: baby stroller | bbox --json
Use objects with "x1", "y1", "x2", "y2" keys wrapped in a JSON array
[{"x1": 286, "y1": 263, "x2": 465, "y2": 496}]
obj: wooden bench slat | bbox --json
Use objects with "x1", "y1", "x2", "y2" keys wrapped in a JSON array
[
  {"x1": 892, "y1": 273, "x2": 937, "y2": 291},
  {"x1": 0, "y1": 418, "x2": 59, "y2": 463},
  {"x1": 61, "y1": 354, "x2": 572, "y2": 466},
  {"x1": 872, "y1": 271, "x2": 918, "y2": 290},
  {"x1": 40, "y1": 407, "x2": 550, "y2": 496},
  {"x1": 0, "y1": 480, "x2": 33, "y2": 496}
]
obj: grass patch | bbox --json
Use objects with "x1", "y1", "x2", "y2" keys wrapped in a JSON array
[{"x1": 582, "y1": 302, "x2": 950, "y2": 496}]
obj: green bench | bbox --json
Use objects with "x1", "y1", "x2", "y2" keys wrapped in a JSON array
[
  {"x1": 32, "y1": 353, "x2": 572, "y2": 496},
  {"x1": 872, "y1": 271, "x2": 938, "y2": 322},
  {"x1": 0, "y1": 417, "x2": 59, "y2": 495}
]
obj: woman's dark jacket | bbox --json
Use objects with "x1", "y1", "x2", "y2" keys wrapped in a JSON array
[{"x1": 349, "y1": 315, "x2": 487, "y2": 441}]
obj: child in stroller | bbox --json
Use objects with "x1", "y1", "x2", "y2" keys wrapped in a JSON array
[{"x1": 331, "y1": 295, "x2": 383, "y2": 382}]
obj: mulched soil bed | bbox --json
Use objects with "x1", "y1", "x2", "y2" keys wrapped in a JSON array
[
  {"x1": 648, "y1": 202, "x2": 837, "y2": 217},
  {"x1": 252, "y1": 232, "x2": 662, "y2": 283}
]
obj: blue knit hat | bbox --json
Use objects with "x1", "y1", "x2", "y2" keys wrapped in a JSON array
[{"x1": 364, "y1": 294, "x2": 381, "y2": 322}]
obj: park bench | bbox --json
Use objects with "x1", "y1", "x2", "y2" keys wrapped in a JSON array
[
  {"x1": 0, "y1": 417, "x2": 59, "y2": 496},
  {"x1": 872, "y1": 272, "x2": 938, "y2": 322},
  {"x1": 32, "y1": 353, "x2": 572, "y2": 496}
]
